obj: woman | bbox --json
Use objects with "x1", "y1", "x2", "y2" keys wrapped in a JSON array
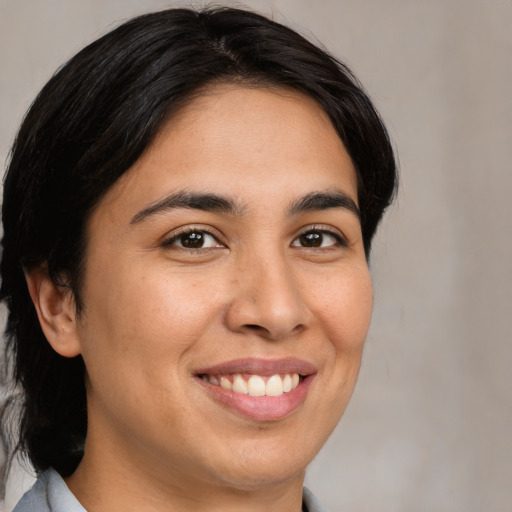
[{"x1": 1, "y1": 6, "x2": 397, "y2": 511}]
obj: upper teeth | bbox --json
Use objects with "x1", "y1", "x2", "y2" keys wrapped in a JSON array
[{"x1": 201, "y1": 373, "x2": 301, "y2": 397}]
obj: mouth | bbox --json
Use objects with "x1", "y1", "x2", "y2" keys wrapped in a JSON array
[{"x1": 194, "y1": 358, "x2": 316, "y2": 421}]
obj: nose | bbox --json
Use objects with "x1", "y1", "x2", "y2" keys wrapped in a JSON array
[{"x1": 224, "y1": 251, "x2": 311, "y2": 341}]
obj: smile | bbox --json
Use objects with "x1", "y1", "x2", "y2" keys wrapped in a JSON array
[
  {"x1": 195, "y1": 358, "x2": 316, "y2": 421},
  {"x1": 199, "y1": 373, "x2": 302, "y2": 397}
]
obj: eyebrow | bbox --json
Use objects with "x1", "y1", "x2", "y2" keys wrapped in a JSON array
[
  {"x1": 130, "y1": 188, "x2": 359, "y2": 225},
  {"x1": 130, "y1": 191, "x2": 245, "y2": 224},
  {"x1": 287, "y1": 190, "x2": 360, "y2": 218}
]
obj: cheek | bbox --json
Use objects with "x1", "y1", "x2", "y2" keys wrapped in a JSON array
[
  {"x1": 75, "y1": 263, "x2": 215, "y2": 429},
  {"x1": 294, "y1": 265, "x2": 373, "y2": 454},
  {"x1": 312, "y1": 264, "x2": 373, "y2": 354},
  {"x1": 77, "y1": 260, "x2": 225, "y2": 370}
]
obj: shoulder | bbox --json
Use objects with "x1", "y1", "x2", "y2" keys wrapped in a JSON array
[
  {"x1": 11, "y1": 471, "x2": 51, "y2": 512},
  {"x1": 12, "y1": 469, "x2": 85, "y2": 512},
  {"x1": 303, "y1": 487, "x2": 329, "y2": 512}
]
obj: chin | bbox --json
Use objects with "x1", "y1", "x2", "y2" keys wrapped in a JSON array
[
  {"x1": 214, "y1": 459, "x2": 306, "y2": 492},
  {"x1": 196, "y1": 432, "x2": 318, "y2": 491}
]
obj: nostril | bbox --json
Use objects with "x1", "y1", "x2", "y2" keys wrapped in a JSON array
[
  {"x1": 241, "y1": 322, "x2": 306, "y2": 341},
  {"x1": 244, "y1": 324, "x2": 270, "y2": 335}
]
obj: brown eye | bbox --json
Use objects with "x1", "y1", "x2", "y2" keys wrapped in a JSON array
[
  {"x1": 292, "y1": 230, "x2": 341, "y2": 248},
  {"x1": 299, "y1": 231, "x2": 322, "y2": 247},
  {"x1": 165, "y1": 230, "x2": 223, "y2": 250},
  {"x1": 180, "y1": 231, "x2": 206, "y2": 248}
]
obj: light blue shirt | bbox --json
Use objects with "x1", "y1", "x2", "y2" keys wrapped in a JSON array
[
  {"x1": 13, "y1": 468, "x2": 327, "y2": 512},
  {"x1": 12, "y1": 469, "x2": 85, "y2": 512}
]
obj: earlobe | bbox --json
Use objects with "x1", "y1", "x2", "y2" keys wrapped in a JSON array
[{"x1": 25, "y1": 266, "x2": 82, "y2": 358}]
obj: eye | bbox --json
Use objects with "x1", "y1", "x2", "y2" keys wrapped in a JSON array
[
  {"x1": 291, "y1": 229, "x2": 344, "y2": 248},
  {"x1": 164, "y1": 229, "x2": 224, "y2": 250}
]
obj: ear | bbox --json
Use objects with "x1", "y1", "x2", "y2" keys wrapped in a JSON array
[{"x1": 25, "y1": 266, "x2": 82, "y2": 358}]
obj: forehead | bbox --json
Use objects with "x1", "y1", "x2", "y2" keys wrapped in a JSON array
[
  {"x1": 91, "y1": 84, "x2": 358, "y2": 224},
  {"x1": 159, "y1": 83, "x2": 351, "y2": 168}
]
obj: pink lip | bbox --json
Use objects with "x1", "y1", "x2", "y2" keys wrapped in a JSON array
[
  {"x1": 194, "y1": 358, "x2": 317, "y2": 422},
  {"x1": 195, "y1": 357, "x2": 317, "y2": 377}
]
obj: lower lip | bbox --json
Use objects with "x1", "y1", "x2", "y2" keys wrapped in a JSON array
[{"x1": 196, "y1": 375, "x2": 314, "y2": 422}]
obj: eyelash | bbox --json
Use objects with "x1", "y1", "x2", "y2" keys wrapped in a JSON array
[
  {"x1": 162, "y1": 226, "x2": 225, "y2": 251},
  {"x1": 292, "y1": 225, "x2": 348, "y2": 249},
  {"x1": 161, "y1": 225, "x2": 347, "y2": 251}
]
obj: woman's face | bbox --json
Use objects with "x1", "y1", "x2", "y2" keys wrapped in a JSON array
[{"x1": 74, "y1": 85, "x2": 372, "y2": 490}]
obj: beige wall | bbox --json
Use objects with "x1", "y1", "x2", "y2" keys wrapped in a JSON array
[{"x1": 1, "y1": 1, "x2": 511, "y2": 511}]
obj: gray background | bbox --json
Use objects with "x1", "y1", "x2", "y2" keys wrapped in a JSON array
[{"x1": 1, "y1": 0, "x2": 511, "y2": 511}]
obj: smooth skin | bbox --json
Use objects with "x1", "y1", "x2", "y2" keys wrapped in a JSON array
[{"x1": 27, "y1": 85, "x2": 373, "y2": 512}]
